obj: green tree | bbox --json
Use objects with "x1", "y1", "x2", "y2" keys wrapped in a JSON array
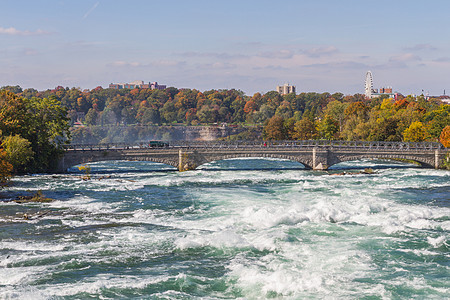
[
  {"x1": 100, "y1": 109, "x2": 117, "y2": 125},
  {"x1": 275, "y1": 101, "x2": 293, "y2": 119},
  {"x1": 160, "y1": 101, "x2": 178, "y2": 123},
  {"x1": 367, "y1": 117, "x2": 400, "y2": 141},
  {"x1": 324, "y1": 100, "x2": 348, "y2": 136},
  {"x1": 85, "y1": 108, "x2": 99, "y2": 126},
  {"x1": 1, "y1": 135, "x2": 34, "y2": 172},
  {"x1": 317, "y1": 115, "x2": 338, "y2": 140},
  {"x1": 197, "y1": 105, "x2": 218, "y2": 124},
  {"x1": 425, "y1": 105, "x2": 450, "y2": 140},
  {"x1": 231, "y1": 96, "x2": 246, "y2": 123},
  {"x1": 24, "y1": 96, "x2": 70, "y2": 172}
]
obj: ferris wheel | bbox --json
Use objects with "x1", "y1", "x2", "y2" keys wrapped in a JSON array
[{"x1": 365, "y1": 71, "x2": 373, "y2": 98}]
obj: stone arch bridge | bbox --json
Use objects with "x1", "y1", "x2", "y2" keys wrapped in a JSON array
[{"x1": 57, "y1": 140, "x2": 448, "y2": 172}]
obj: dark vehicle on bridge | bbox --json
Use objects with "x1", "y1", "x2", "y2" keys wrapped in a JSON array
[{"x1": 149, "y1": 141, "x2": 169, "y2": 148}]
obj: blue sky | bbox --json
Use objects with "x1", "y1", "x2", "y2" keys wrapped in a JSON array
[{"x1": 1, "y1": 0, "x2": 450, "y2": 95}]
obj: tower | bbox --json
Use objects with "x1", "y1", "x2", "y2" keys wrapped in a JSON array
[{"x1": 365, "y1": 71, "x2": 373, "y2": 99}]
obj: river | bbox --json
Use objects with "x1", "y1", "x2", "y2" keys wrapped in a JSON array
[{"x1": 0, "y1": 159, "x2": 449, "y2": 299}]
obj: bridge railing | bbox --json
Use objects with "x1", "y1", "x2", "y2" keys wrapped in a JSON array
[
  {"x1": 64, "y1": 140, "x2": 446, "y2": 151},
  {"x1": 172, "y1": 140, "x2": 445, "y2": 150}
]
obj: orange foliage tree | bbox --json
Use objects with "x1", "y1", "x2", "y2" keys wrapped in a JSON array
[
  {"x1": 0, "y1": 148, "x2": 13, "y2": 185},
  {"x1": 263, "y1": 115, "x2": 287, "y2": 140},
  {"x1": 440, "y1": 125, "x2": 450, "y2": 147}
]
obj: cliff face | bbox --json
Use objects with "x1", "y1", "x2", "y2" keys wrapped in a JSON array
[
  {"x1": 70, "y1": 125, "x2": 256, "y2": 144},
  {"x1": 184, "y1": 126, "x2": 242, "y2": 141}
]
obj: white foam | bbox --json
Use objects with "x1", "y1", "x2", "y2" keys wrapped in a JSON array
[{"x1": 427, "y1": 236, "x2": 446, "y2": 248}]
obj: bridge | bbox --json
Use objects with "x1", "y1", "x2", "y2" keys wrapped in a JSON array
[{"x1": 57, "y1": 140, "x2": 449, "y2": 172}]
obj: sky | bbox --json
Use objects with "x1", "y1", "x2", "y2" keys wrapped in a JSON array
[{"x1": 1, "y1": 0, "x2": 450, "y2": 96}]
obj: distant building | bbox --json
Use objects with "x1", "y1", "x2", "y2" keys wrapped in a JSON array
[
  {"x1": 277, "y1": 83, "x2": 296, "y2": 95},
  {"x1": 109, "y1": 80, "x2": 166, "y2": 90},
  {"x1": 425, "y1": 94, "x2": 450, "y2": 104},
  {"x1": 364, "y1": 71, "x2": 398, "y2": 99},
  {"x1": 150, "y1": 82, "x2": 166, "y2": 90}
]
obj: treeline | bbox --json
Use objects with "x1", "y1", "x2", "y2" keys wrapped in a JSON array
[
  {"x1": 263, "y1": 96, "x2": 450, "y2": 144},
  {"x1": 0, "y1": 90, "x2": 70, "y2": 181},
  {"x1": 4, "y1": 84, "x2": 449, "y2": 145},
  {"x1": 4, "y1": 85, "x2": 363, "y2": 126}
]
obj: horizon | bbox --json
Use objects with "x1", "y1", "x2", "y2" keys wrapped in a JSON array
[{"x1": 2, "y1": 0, "x2": 450, "y2": 96}]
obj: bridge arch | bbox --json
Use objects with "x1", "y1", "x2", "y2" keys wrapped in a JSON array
[
  {"x1": 61, "y1": 150, "x2": 180, "y2": 172},
  {"x1": 328, "y1": 153, "x2": 434, "y2": 169},
  {"x1": 194, "y1": 153, "x2": 313, "y2": 169},
  {"x1": 69, "y1": 157, "x2": 179, "y2": 169}
]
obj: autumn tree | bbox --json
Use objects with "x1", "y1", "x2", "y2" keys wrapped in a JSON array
[
  {"x1": 367, "y1": 117, "x2": 401, "y2": 141},
  {"x1": 0, "y1": 90, "x2": 31, "y2": 138},
  {"x1": 0, "y1": 148, "x2": 13, "y2": 185},
  {"x1": 264, "y1": 115, "x2": 288, "y2": 140},
  {"x1": 292, "y1": 117, "x2": 316, "y2": 140},
  {"x1": 440, "y1": 125, "x2": 450, "y2": 147},
  {"x1": 403, "y1": 121, "x2": 430, "y2": 142}
]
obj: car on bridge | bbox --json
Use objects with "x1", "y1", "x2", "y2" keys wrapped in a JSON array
[{"x1": 148, "y1": 141, "x2": 169, "y2": 148}]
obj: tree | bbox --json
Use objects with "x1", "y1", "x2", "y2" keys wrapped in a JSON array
[
  {"x1": 231, "y1": 96, "x2": 246, "y2": 123},
  {"x1": 425, "y1": 105, "x2": 450, "y2": 140},
  {"x1": 292, "y1": 117, "x2": 316, "y2": 140},
  {"x1": 0, "y1": 90, "x2": 31, "y2": 138},
  {"x1": 1, "y1": 85, "x2": 23, "y2": 94},
  {"x1": 440, "y1": 125, "x2": 450, "y2": 147},
  {"x1": 324, "y1": 100, "x2": 348, "y2": 136},
  {"x1": 85, "y1": 108, "x2": 99, "y2": 126},
  {"x1": 1, "y1": 135, "x2": 34, "y2": 172},
  {"x1": 0, "y1": 148, "x2": 13, "y2": 185},
  {"x1": 367, "y1": 117, "x2": 400, "y2": 141},
  {"x1": 24, "y1": 96, "x2": 70, "y2": 172},
  {"x1": 284, "y1": 117, "x2": 296, "y2": 139},
  {"x1": 403, "y1": 121, "x2": 430, "y2": 142},
  {"x1": 264, "y1": 115, "x2": 287, "y2": 140},
  {"x1": 137, "y1": 107, "x2": 160, "y2": 124},
  {"x1": 275, "y1": 101, "x2": 293, "y2": 119},
  {"x1": 317, "y1": 115, "x2": 338, "y2": 140},
  {"x1": 197, "y1": 105, "x2": 218, "y2": 124},
  {"x1": 244, "y1": 100, "x2": 258, "y2": 114},
  {"x1": 160, "y1": 100, "x2": 178, "y2": 123}
]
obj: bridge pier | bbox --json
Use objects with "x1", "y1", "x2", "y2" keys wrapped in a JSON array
[
  {"x1": 178, "y1": 149, "x2": 206, "y2": 171},
  {"x1": 435, "y1": 149, "x2": 440, "y2": 169},
  {"x1": 312, "y1": 148, "x2": 329, "y2": 170}
]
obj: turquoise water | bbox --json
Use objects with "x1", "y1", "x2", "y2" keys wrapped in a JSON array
[{"x1": 0, "y1": 159, "x2": 449, "y2": 299}]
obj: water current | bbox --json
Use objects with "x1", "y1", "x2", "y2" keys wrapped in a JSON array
[{"x1": 0, "y1": 158, "x2": 449, "y2": 299}]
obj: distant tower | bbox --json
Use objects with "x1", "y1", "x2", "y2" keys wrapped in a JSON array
[
  {"x1": 365, "y1": 71, "x2": 373, "y2": 98},
  {"x1": 277, "y1": 83, "x2": 296, "y2": 95}
]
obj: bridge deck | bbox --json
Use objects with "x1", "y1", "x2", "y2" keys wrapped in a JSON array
[{"x1": 59, "y1": 141, "x2": 448, "y2": 173}]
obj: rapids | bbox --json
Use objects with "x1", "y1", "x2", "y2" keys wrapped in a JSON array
[{"x1": 0, "y1": 159, "x2": 449, "y2": 299}]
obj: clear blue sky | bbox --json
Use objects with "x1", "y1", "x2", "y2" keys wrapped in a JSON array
[{"x1": 1, "y1": 0, "x2": 450, "y2": 95}]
